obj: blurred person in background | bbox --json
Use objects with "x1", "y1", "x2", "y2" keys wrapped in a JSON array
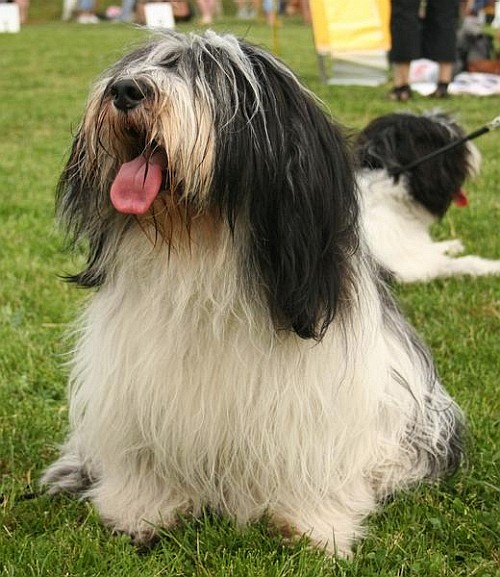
[
  {"x1": 235, "y1": 0, "x2": 258, "y2": 19},
  {"x1": 16, "y1": 0, "x2": 28, "y2": 23},
  {"x1": 196, "y1": 0, "x2": 216, "y2": 23},
  {"x1": 0, "y1": 0, "x2": 29, "y2": 24},
  {"x1": 388, "y1": 0, "x2": 460, "y2": 101},
  {"x1": 120, "y1": 0, "x2": 135, "y2": 21},
  {"x1": 62, "y1": 0, "x2": 77, "y2": 20},
  {"x1": 135, "y1": 0, "x2": 193, "y2": 23},
  {"x1": 77, "y1": 0, "x2": 99, "y2": 23}
]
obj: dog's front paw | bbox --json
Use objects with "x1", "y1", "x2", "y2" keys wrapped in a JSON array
[
  {"x1": 92, "y1": 480, "x2": 189, "y2": 547},
  {"x1": 440, "y1": 239, "x2": 465, "y2": 256},
  {"x1": 111, "y1": 523, "x2": 161, "y2": 550},
  {"x1": 41, "y1": 452, "x2": 94, "y2": 495},
  {"x1": 269, "y1": 504, "x2": 361, "y2": 558},
  {"x1": 451, "y1": 255, "x2": 500, "y2": 277}
]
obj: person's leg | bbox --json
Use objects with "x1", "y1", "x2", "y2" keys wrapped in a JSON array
[
  {"x1": 437, "y1": 62, "x2": 454, "y2": 84},
  {"x1": 300, "y1": 0, "x2": 310, "y2": 24},
  {"x1": 423, "y1": 0, "x2": 460, "y2": 96},
  {"x1": 16, "y1": 0, "x2": 28, "y2": 23},
  {"x1": 121, "y1": 0, "x2": 135, "y2": 21},
  {"x1": 388, "y1": 0, "x2": 421, "y2": 100},
  {"x1": 197, "y1": 0, "x2": 216, "y2": 24},
  {"x1": 389, "y1": 0, "x2": 422, "y2": 64},
  {"x1": 393, "y1": 62, "x2": 411, "y2": 87}
]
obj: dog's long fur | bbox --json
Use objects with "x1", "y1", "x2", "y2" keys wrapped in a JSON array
[
  {"x1": 42, "y1": 31, "x2": 463, "y2": 556},
  {"x1": 355, "y1": 111, "x2": 500, "y2": 283}
]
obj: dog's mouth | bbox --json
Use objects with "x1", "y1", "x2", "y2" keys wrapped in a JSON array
[{"x1": 110, "y1": 144, "x2": 168, "y2": 215}]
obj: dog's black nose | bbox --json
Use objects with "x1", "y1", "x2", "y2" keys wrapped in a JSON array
[{"x1": 110, "y1": 79, "x2": 148, "y2": 111}]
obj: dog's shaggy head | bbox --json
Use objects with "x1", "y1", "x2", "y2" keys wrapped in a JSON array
[
  {"x1": 354, "y1": 111, "x2": 481, "y2": 218},
  {"x1": 58, "y1": 31, "x2": 358, "y2": 341}
]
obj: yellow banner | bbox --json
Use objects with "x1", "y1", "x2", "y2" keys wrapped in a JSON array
[{"x1": 310, "y1": 0, "x2": 390, "y2": 55}]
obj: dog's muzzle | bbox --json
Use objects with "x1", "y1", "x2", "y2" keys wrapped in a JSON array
[{"x1": 110, "y1": 79, "x2": 150, "y2": 112}]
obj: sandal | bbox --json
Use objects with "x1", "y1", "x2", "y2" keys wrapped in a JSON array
[
  {"x1": 387, "y1": 84, "x2": 412, "y2": 102},
  {"x1": 429, "y1": 82, "x2": 450, "y2": 98}
]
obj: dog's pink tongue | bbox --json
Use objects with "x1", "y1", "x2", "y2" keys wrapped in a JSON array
[
  {"x1": 111, "y1": 152, "x2": 164, "y2": 214},
  {"x1": 453, "y1": 188, "x2": 469, "y2": 207}
]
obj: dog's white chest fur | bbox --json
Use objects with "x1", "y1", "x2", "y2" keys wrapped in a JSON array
[
  {"x1": 62, "y1": 226, "x2": 438, "y2": 551},
  {"x1": 73, "y1": 229, "x2": 374, "y2": 502}
]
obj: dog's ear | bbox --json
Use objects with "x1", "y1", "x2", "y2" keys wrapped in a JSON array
[
  {"x1": 354, "y1": 117, "x2": 400, "y2": 173},
  {"x1": 212, "y1": 46, "x2": 359, "y2": 340},
  {"x1": 56, "y1": 129, "x2": 119, "y2": 287}
]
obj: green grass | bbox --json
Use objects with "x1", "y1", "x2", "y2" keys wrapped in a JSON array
[{"x1": 1, "y1": 19, "x2": 499, "y2": 577}]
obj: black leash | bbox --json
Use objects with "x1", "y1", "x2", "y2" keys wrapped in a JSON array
[{"x1": 390, "y1": 115, "x2": 500, "y2": 176}]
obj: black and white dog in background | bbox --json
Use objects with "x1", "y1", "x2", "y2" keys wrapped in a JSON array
[
  {"x1": 355, "y1": 111, "x2": 500, "y2": 282},
  {"x1": 42, "y1": 32, "x2": 463, "y2": 556}
]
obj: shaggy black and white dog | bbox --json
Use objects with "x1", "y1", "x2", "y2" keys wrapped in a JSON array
[
  {"x1": 42, "y1": 31, "x2": 463, "y2": 556},
  {"x1": 355, "y1": 111, "x2": 500, "y2": 282}
]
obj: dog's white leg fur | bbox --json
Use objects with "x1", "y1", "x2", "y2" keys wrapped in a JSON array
[
  {"x1": 433, "y1": 254, "x2": 500, "y2": 279},
  {"x1": 89, "y1": 469, "x2": 192, "y2": 542},
  {"x1": 269, "y1": 495, "x2": 374, "y2": 556},
  {"x1": 42, "y1": 441, "x2": 94, "y2": 494},
  {"x1": 43, "y1": 227, "x2": 460, "y2": 555},
  {"x1": 435, "y1": 239, "x2": 465, "y2": 256},
  {"x1": 359, "y1": 171, "x2": 500, "y2": 282},
  {"x1": 393, "y1": 251, "x2": 500, "y2": 283}
]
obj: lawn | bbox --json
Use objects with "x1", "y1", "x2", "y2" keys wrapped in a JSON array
[{"x1": 0, "y1": 17, "x2": 499, "y2": 577}]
